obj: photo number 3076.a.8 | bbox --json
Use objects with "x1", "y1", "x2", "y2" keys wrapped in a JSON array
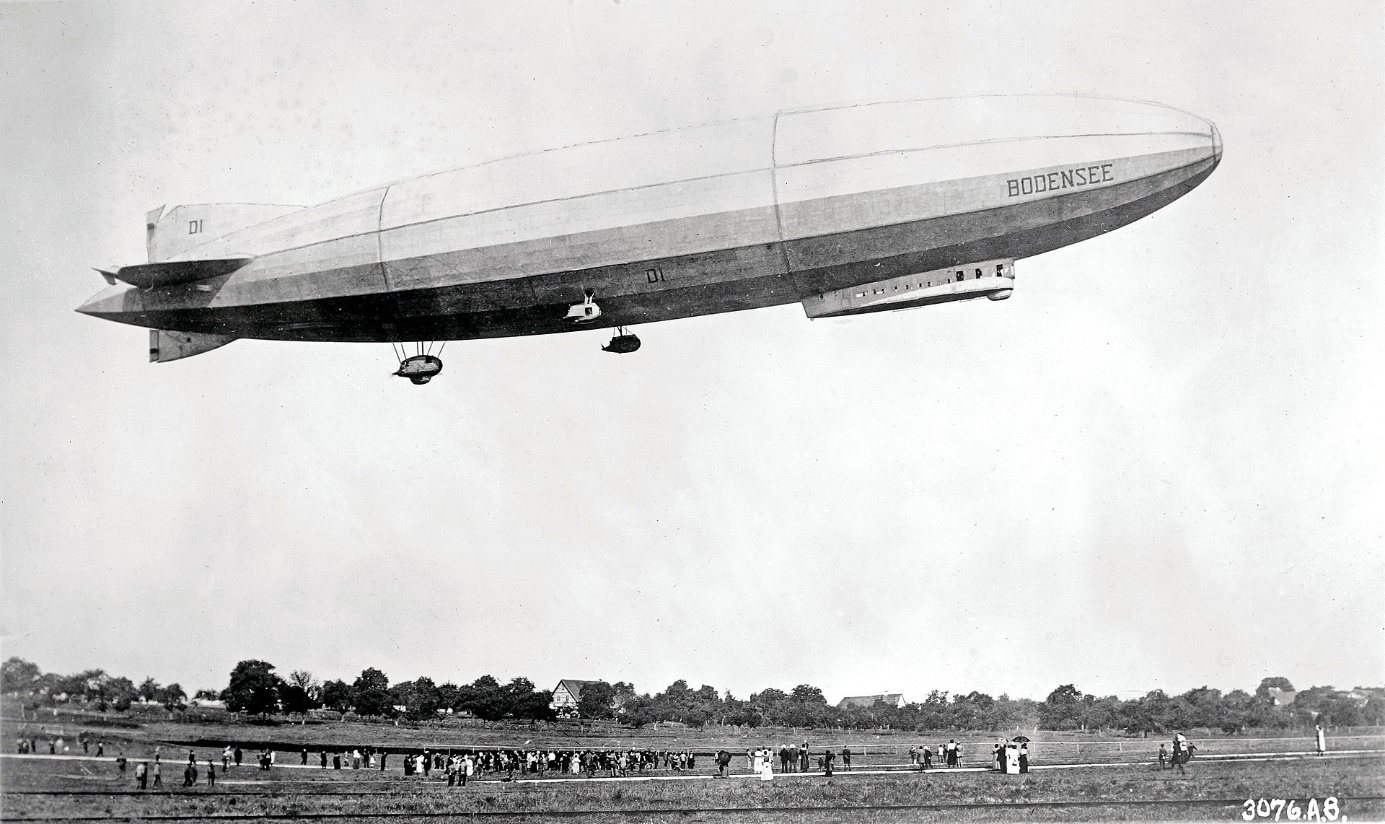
[{"x1": 1241, "y1": 796, "x2": 1343, "y2": 822}]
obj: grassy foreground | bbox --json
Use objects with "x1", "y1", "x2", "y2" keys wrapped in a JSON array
[{"x1": 4, "y1": 753, "x2": 1383, "y2": 822}]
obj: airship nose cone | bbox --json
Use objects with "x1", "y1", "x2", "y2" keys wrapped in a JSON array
[
  {"x1": 1211, "y1": 121, "x2": 1223, "y2": 164},
  {"x1": 77, "y1": 284, "x2": 138, "y2": 319}
]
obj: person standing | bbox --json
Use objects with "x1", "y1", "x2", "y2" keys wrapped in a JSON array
[
  {"x1": 96, "y1": 740, "x2": 104, "y2": 757},
  {"x1": 800, "y1": 741, "x2": 810, "y2": 773},
  {"x1": 222, "y1": 746, "x2": 231, "y2": 771},
  {"x1": 152, "y1": 760, "x2": 162, "y2": 788},
  {"x1": 842, "y1": 747, "x2": 852, "y2": 771},
  {"x1": 320, "y1": 750, "x2": 327, "y2": 769},
  {"x1": 823, "y1": 748, "x2": 835, "y2": 777},
  {"x1": 135, "y1": 761, "x2": 147, "y2": 790},
  {"x1": 1019, "y1": 743, "x2": 1029, "y2": 773},
  {"x1": 921, "y1": 745, "x2": 932, "y2": 771},
  {"x1": 233, "y1": 747, "x2": 242, "y2": 767},
  {"x1": 1315, "y1": 724, "x2": 1327, "y2": 756},
  {"x1": 716, "y1": 750, "x2": 731, "y2": 778},
  {"x1": 1158, "y1": 743, "x2": 1167, "y2": 770},
  {"x1": 207, "y1": 759, "x2": 216, "y2": 787},
  {"x1": 301, "y1": 748, "x2": 308, "y2": 766}
]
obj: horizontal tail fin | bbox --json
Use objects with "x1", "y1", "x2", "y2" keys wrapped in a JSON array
[
  {"x1": 149, "y1": 330, "x2": 237, "y2": 363},
  {"x1": 102, "y1": 256, "x2": 254, "y2": 289}
]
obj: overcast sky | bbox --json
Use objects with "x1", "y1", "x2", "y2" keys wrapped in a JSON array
[{"x1": 2, "y1": 0, "x2": 1381, "y2": 704}]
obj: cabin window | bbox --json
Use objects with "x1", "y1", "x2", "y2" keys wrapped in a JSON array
[
  {"x1": 996, "y1": 264, "x2": 1005, "y2": 276},
  {"x1": 975, "y1": 268, "x2": 982, "y2": 278}
]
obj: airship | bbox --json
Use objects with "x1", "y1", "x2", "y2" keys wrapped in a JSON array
[{"x1": 78, "y1": 94, "x2": 1221, "y2": 382}]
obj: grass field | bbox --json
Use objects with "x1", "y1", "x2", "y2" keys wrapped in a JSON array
[
  {"x1": 4, "y1": 708, "x2": 1384, "y2": 821},
  {"x1": 3, "y1": 751, "x2": 1383, "y2": 821},
  {"x1": 6, "y1": 703, "x2": 1382, "y2": 768}
]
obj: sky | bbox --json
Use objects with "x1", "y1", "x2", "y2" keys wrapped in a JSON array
[{"x1": 1, "y1": 0, "x2": 1381, "y2": 705}]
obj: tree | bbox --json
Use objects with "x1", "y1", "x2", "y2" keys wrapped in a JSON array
[
  {"x1": 138, "y1": 677, "x2": 162, "y2": 704},
  {"x1": 222, "y1": 660, "x2": 283, "y2": 715},
  {"x1": 2, "y1": 658, "x2": 41, "y2": 694},
  {"x1": 612, "y1": 681, "x2": 638, "y2": 710},
  {"x1": 1040, "y1": 685, "x2": 1085, "y2": 730},
  {"x1": 1182, "y1": 686, "x2": 1227, "y2": 729},
  {"x1": 576, "y1": 681, "x2": 617, "y2": 720},
  {"x1": 288, "y1": 671, "x2": 321, "y2": 701},
  {"x1": 458, "y1": 675, "x2": 506, "y2": 720},
  {"x1": 352, "y1": 668, "x2": 393, "y2": 717},
  {"x1": 1124, "y1": 689, "x2": 1171, "y2": 735},
  {"x1": 193, "y1": 688, "x2": 220, "y2": 702},
  {"x1": 390, "y1": 677, "x2": 441, "y2": 721},
  {"x1": 436, "y1": 682, "x2": 461, "y2": 712},
  {"x1": 320, "y1": 679, "x2": 355, "y2": 714},
  {"x1": 158, "y1": 683, "x2": 187, "y2": 712},
  {"x1": 505, "y1": 677, "x2": 555, "y2": 720},
  {"x1": 749, "y1": 688, "x2": 789, "y2": 726},
  {"x1": 105, "y1": 677, "x2": 138, "y2": 712}
]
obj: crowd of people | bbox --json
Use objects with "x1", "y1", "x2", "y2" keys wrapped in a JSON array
[
  {"x1": 21, "y1": 726, "x2": 1276, "y2": 789},
  {"x1": 13, "y1": 728, "x2": 107, "y2": 757},
  {"x1": 294, "y1": 746, "x2": 704, "y2": 780},
  {"x1": 907, "y1": 739, "x2": 973, "y2": 769}
]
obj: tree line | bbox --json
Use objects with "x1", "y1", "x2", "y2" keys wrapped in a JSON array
[{"x1": 3, "y1": 657, "x2": 1381, "y2": 733}]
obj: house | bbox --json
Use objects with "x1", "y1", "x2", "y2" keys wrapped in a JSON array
[
  {"x1": 836, "y1": 693, "x2": 905, "y2": 710},
  {"x1": 550, "y1": 679, "x2": 598, "y2": 718},
  {"x1": 1266, "y1": 687, "x2": 1297, "y2": 707}
]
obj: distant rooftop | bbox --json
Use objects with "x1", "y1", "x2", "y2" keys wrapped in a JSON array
[{"x1": 837, "y1": 693, "x2": 905, "y2": 710}]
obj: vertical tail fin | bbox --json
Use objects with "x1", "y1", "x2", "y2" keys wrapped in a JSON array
[{"x1": 144, "y1": 203, "x2": 304, "y2": 262}]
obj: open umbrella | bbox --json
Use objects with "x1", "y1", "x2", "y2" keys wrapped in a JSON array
[{"x1": 1011, "y1": 735, "x2": 1031, "y2": 743}]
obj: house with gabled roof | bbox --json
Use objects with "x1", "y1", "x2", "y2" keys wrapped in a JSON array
[{"x1": 550, "y1": 679, "x2": 598, "y2": 717}]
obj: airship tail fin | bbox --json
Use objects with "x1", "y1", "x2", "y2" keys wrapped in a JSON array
[
  {"x1": 104, "y1": 257, "x2": 254, "y2": 289},
  {"x1": 149, "y1": 329, "x2": 237, "y2": 363},
  {"x1": 146, "y1": 202, "x2": 304, "y2": 262}
]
